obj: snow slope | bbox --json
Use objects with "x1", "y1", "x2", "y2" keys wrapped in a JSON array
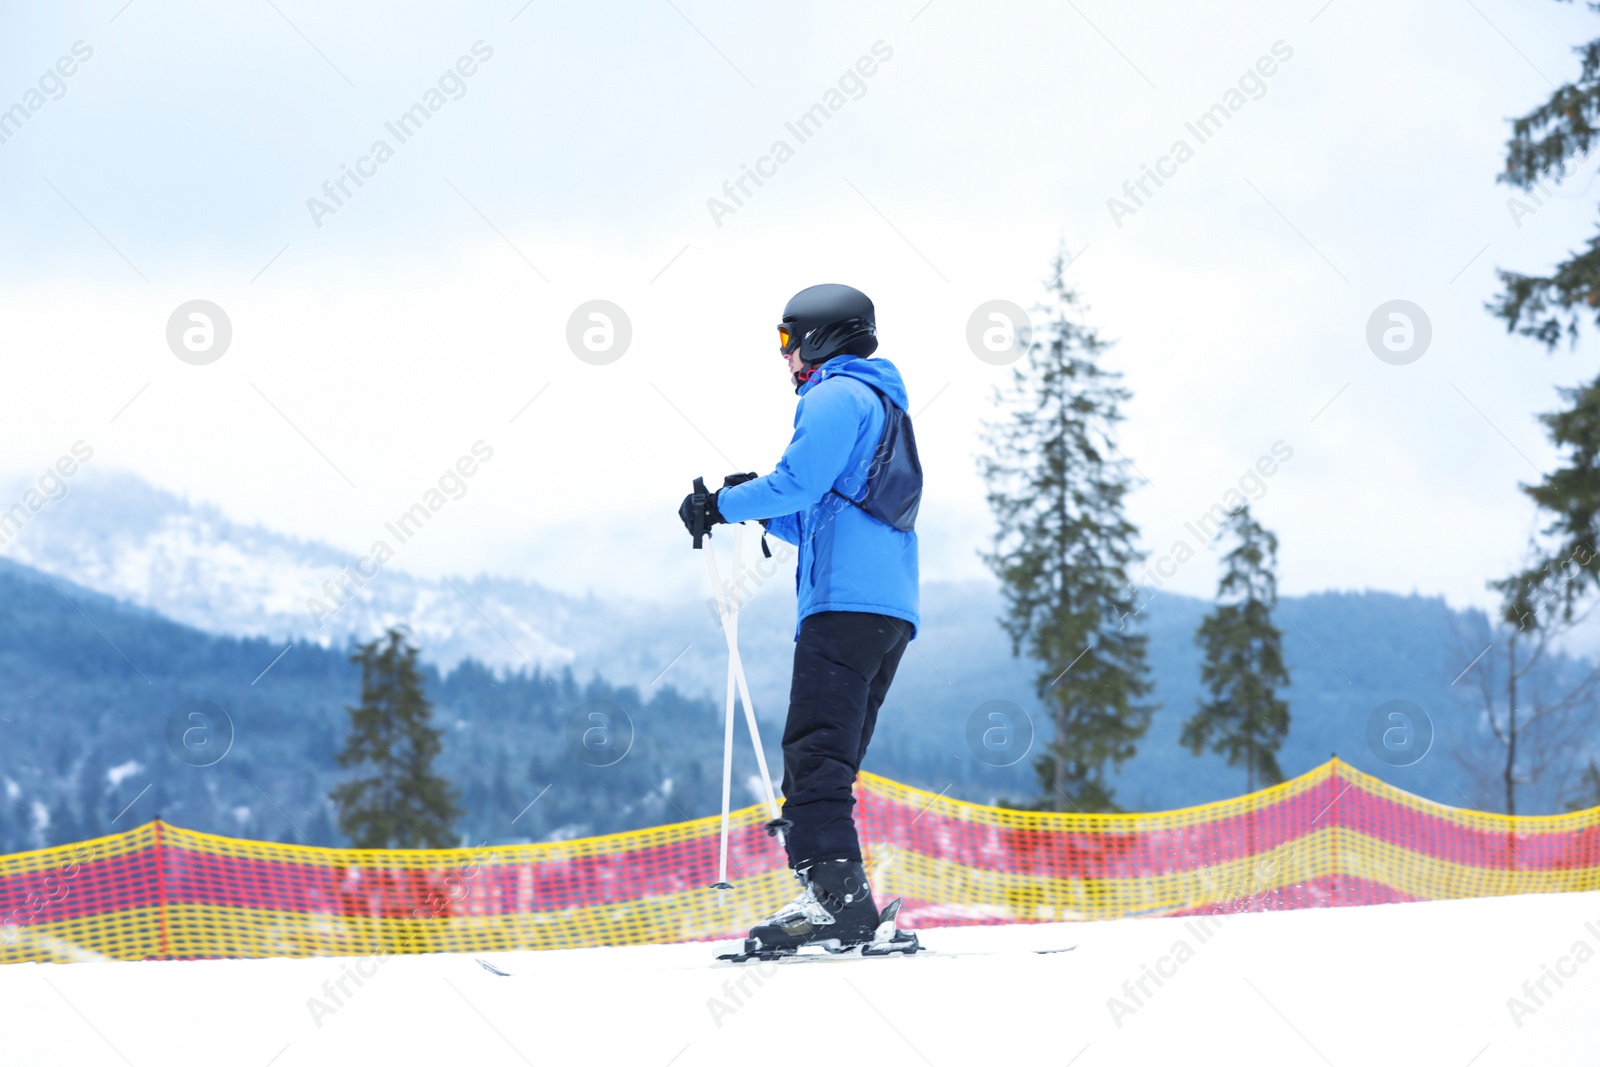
[{"x1": 3, "y1": 891, "x2": 1598, "y2": 1066}]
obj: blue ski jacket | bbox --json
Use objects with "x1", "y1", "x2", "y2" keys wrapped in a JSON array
[{"x1": 716, "y1": 354, "x2": 920, "y2": 639}]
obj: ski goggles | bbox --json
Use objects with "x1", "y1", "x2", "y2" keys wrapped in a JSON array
[{"x1": 777, "y1": 323, "x2": 803, "y2": 355}]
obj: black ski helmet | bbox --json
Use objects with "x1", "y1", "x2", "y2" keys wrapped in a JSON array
[{"x1": 779, "y1": 283, "x2": 878, "y2": 365}]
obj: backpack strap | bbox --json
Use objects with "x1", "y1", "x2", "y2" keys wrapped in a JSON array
[
  {"x1": 828, "y1": 381, "x2": 922, "y2": 534},
  {"x1": 828, "y1": 381, "x2": 894, "y2": 511}
]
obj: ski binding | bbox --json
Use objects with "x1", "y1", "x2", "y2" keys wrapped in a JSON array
[{"x1": 717, "y1": 899, "x2": 924, "y2": 964}]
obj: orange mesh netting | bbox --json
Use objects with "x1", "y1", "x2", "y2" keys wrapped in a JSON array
[{"x1": 3, "y1": 759, "x2": 1598, "y2": 963}]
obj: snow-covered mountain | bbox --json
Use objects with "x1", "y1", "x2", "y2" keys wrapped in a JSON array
[
  {"x1": 11, "y1": 468, "x2": 1579, "y2": 816},
  {"x1": 0, "y1": 470, "x2": 575, "y2": 665},
  {"x1": 0, "y1": 468, "x2": 804, "y2": 710}
]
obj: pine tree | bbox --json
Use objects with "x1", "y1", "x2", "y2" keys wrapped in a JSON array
[
  {"x1": 1489, "y1": 19, "x2": 1600, "y2": 617},
  {"x1": 979, "y1": 253, "x2": 1156, "y2": 812},
  {"x1": 1492, "y1": 22, "x2": 1600, "y2": 350},
  {"x1": 1491, "y1": 379, "x2": 1600, "y2": 625},
  {"x1": 1481, "y1": 28, "x2": 1600, "y2": 816},
  {"x1": 1182, "y1": 503, "x2": 1290, "y2": 793},
  {"x1": 330, "y1": 628, "x2": 462, "y2": 848}
]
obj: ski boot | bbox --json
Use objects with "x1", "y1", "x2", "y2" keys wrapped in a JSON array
[{"x1": 719, "y1": 860, "x2": 923, "y2": 962}]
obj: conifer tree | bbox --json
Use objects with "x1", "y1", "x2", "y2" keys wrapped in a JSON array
[
  {"x1": 1490, "y1": 17, "x2": 1600, "y2": 613},
  {"x1": 1493, "y1": 17, "x2": 1600, "y2": 351},
  {"x1": 331, "y1": 628, "x2": 461, "y2": 848},
  {"x1": 1480, "y1": 41, "x2": 1600, "y2": 814},
  {"x1": 980, "y1": 254, "x2": 1156, "y2": 812},
  {"x1": 1182, "y1": 503, "x2": 1290, "y2": 792}
]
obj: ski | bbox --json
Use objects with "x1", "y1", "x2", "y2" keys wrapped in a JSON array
[
  {"x1": 472, "y1": 937, "x2": 1075, "y2": 979},
  {"x1": 712, "y1": 940, "x2": 1076, "y2": 966},
  {"x1": 715, "y1": 928, "x2": 924, "y2": 964}
]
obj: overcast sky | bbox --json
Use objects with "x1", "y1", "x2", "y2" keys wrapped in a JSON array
[{"x1": 3, "y1": 0, "x2": 1599, "y2": 609}]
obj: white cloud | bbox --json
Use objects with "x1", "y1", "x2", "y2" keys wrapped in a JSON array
[{"x1": 2, "y1": 0, "x2": 1596, "y2": 614}]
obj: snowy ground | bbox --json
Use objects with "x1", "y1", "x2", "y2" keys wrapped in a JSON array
[{"x1": 3, "y1": 891, "x2": 1598, "y2": 1066}]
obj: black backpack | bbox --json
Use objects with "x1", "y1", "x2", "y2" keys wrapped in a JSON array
[{"x1": 830, "y1": 385, "x2": 922, "y2": 532}]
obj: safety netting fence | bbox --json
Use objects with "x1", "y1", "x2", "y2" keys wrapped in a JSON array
[{"x1": 3, "y1": 759, "x2": 1598, "y2": 963}]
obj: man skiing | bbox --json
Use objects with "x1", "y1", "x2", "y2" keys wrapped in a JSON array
[{"x1": 678, "y1": 283, "x2": 922, "y2": 956}]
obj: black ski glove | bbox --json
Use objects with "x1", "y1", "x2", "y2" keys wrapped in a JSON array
[{"x1": 679, "y1": 481, "x2": 725, "y2": 541}]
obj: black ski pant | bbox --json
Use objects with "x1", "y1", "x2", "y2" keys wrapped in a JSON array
[{"x1": 779, "y1": 610, "x2": 911, "y2": 869}]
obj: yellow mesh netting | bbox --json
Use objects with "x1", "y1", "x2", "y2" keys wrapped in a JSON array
[{"x1": 2, "y1": 760, "x2": 1595, "y2": 963}]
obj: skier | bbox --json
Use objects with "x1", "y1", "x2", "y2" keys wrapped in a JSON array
[{"x1": 678, "y1": 283, "x2": 922, "y2": 956}]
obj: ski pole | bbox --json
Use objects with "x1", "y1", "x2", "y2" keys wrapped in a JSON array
[
  {"x1": 718, "y1": 526, "x2": 784, "y2": 834},
  {"x1": 707, "y1": 535, "x2": 737, "y2": 893},
  {"x1": 701, "y1": 523, "x2": 785, "y2": 894},
  {"x1": 697, "y1": 485, "x2": 737, "y2": 893}
]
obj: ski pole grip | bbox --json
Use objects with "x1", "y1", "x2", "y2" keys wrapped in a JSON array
[{"x1": 691, "y1": 476, "x2": 709, "y2": 549}]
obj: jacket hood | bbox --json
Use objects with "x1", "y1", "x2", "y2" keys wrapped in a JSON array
[{"x1": 804, "y1": 354, "x2": 909, "y2": 410}]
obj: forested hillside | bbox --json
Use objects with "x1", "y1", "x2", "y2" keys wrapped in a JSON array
[{"x1": 2, "y1": 556, "x2": 1594, "y2": 854}]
